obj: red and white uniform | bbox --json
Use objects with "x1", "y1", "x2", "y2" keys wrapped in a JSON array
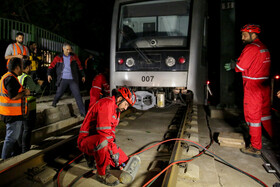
[
  {"x1": 235, "y1": 38, "x2": 272, "y2": 150},
  {"x1": 88, "y1": 73, "x2": 110, "y2": 109},
  {"x1": 77, "y1": 96, "x2": 128, "y2": 175}
]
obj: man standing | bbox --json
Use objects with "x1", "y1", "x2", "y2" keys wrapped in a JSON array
[
  {"x1": 78, "y1": 87, "x2": 136, "y2": 186},
  {"x1": 5, "y1": 32, "x2": 29, "y2": 68},
  {"x1": 28, "y1": 42, "x2": 42, "y2": 81},
  {"x1": 18, "y1": 59, "x2": 44, "y2": 153},
  {"x1": 89, "y1": 65, "x2": 110, "y2": 109},
  {"x1": 0, "y1": 58, "x2": 30, "y2": 159},
  {"x1": 225, "y1": 24, "x2": 272, "y2": 157},
  {"x1": 47, "y1": 43, "x2": 86, "y2": 117}
]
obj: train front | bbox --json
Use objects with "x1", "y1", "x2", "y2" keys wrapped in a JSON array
[{"x1": 110, "y1": 0, "x2": 194, "y2": 110}]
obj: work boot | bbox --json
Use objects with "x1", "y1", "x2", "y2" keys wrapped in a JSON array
[
  {"x1": 240, "y1": 144, "x2": 261, "y2": 157},
  {"x1": 96, "y1": 173, "x2": 120, "y2": 186}
]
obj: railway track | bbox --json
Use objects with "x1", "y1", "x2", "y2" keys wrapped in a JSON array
[{"x1": 0, "y1": 100, "x2": 195, "y2": 186}]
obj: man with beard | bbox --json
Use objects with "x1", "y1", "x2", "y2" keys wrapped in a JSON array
[
  {"x1": 5, "y1": 32, "x2": 29, "y2": 68},
  {"x1": 18, "y1": 58, "x2": 44, "y2": 153},
  {"x1": 0, "y1": 58, "x2": 30, "y2": 159},
  {"x1": 225, "y1": 24, "x2": 272, "y2": 157},
  {"x1": 78, "y1": 87, "x2": 136, "y2": 186}
]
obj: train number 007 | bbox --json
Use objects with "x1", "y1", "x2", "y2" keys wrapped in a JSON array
[{"x1": 141, "y1": 76, "x2": 154, "y2": 82}]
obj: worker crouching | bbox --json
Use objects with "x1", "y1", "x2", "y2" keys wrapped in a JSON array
[{"x1": 77, "y1": 87, "x2": 136, "y2": 186}]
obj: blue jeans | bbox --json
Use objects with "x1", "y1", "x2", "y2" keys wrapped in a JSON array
[
  {"x1": 53, "y1": 79, "x2": 86, "y2": 116},
  {"x1": 1, "y1": 121, "x2": 23, "y2": 159}
]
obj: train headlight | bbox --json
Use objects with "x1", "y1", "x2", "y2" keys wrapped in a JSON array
[
  {"x1": 126, "y1": 57, "x2": 135, "y2": 67},
  {"x1": 165, "y1": 56, "x2": 175, "y2": 67}
]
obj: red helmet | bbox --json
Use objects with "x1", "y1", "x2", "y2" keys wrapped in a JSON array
[
  {"x1": 118, "y1": 87, "x2": 136, "y2": 106},
  {"x1": 240, "y1": 24, "x2": 261, "y2": 34}
]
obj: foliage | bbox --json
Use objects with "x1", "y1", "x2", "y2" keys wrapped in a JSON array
[{"x1": 0, "y1": 0, "x2": 114, "y2": 50}]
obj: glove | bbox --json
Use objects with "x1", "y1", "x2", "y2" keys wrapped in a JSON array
[
  {"x1": 277, "y1": 90, "x2": 280, "y2": 99},
  {"x1": 224, "y1": 63, "x2": 232, "y2": 71},
  {"x1": 224, "y1": 59, "x2": 236, "y2": 71},
  {"x1": 110, "y1": 150, "x2": 120, "y2": 167}
]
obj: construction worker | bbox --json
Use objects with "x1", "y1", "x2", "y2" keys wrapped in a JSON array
[
  {"x1": 0, "y1": 58, "x2": 30, "y2": 159},
  {"x1": 78, "y1": 87, "x2": 136, "y2": 186},
  {"x1": 88, "y1": 65, "x2": 110, "y2": 109},
  {"x1": 85, "y1": 54, "x2": 98, "y2": 92},
  {"x1": 18, "y1": 58, "x2": 44, "y2": 153},
  {"x1": 225, "y1": 24, "x2": 272, "y2": 157},
  {"x1": 28, "y1": 42, "x2": 42, "y2": 81},
  {"x1": 5, "y1": 32, "x2": 29, "y2": 68}
]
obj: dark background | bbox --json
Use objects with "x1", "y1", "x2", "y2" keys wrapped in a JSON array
[
  {"x1": 0, "y1": 0, "x2": 276, "y2": 63},
  {"x1": 0, "y1": 0, "x2": 115, "y2": 52},
  {"x1": 0, "y1": 0, "x2": 278, "y2": 104}
]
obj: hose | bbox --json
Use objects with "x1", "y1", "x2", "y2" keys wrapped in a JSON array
[
  {"x1": 57, "y1": 110, "x2": 267, "y2": 187},
  {"x1": 57, "y1": 137, "x2": 268, "y2": 187},
  {"x1": 57, "y1": 153, "x2": 83, "y2": 187},
  {"x1": 138, "y1": 138, "x2": 268, "y2": 187}
]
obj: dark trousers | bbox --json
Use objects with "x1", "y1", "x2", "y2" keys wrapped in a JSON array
[
  {"x1": 53, "y1": 79, "x2": 85, "y2": 116},
  {"x1": 22, "y1": 110, "x2": 36, "y2": 153}
]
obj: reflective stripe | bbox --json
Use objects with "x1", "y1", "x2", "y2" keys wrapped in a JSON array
[
  {"x1": 96, "y1": 126, "x2": 111, "y2": 130},
  {"x1": 94, "y1": 139, "x2": 108, "y2": 151},
  {"x1": 260, "y1": 49, "x2": 269, "y2": 53},
  {"x1": 261, "y1": 116, "x2": 271, "y2": 121},
  {"x1": 236, "y1": 64, "x2": 245, "y2": 71},
  {"x1": 79, "y1": 131, "x2": 89, "y2": 134},
  {"x1": 92, "y1": 86, "x2": 101, "y2": 90},
  {"x1": 0, "y1": 93, "x2": 9, "y2": 97},
  {"x1": 18, "y1": 74, "x2": 28, "y2": 85},
  {"x1": 252, "y1": 43, "x2": 260, "y2": 47},
  {"x1": 247, "y1": 122, "x2": 261, "y2": 127},
  {"x1": 242, "y1": 76, "x2": 269, "y2": 80},
  {"x1": 0, "y1": 73, "x2": 13, "y2": 94},
  {"x1": 0, "y1": 103, "x2": 22, "y2": 107},
  {"x1": 112, "y1": 115, "x2": 120, "y2": 121},
  {"x1": 106, "y1": 136, "x2": 113, "y2": 139}
]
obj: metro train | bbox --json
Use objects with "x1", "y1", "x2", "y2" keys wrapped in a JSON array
[{"x1": 110, "y1": 0, "x2": 208, "y2": 110}]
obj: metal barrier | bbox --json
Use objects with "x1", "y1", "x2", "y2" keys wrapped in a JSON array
[{"x1": 0, "y1": 17, "x2": 80, "y2": 55}]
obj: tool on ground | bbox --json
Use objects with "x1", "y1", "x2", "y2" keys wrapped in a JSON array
[{"x1": 119, "y1": 155, "x2": 141, "y2": 184}]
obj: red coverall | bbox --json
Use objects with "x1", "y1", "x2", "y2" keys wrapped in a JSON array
[
  {"x1": 235, "y1": 38, "x2": 272, "y2": 150},
  {"x1": 78, "y1": 96, "x2": 128, "y2": 175},
  {"x1": 89, "y1": 73, "x2": 110, "y2": 109}
]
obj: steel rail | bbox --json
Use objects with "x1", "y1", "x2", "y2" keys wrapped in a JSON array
[{"x1": 161, "y1": 103, "x2": 193, "y2": 186}]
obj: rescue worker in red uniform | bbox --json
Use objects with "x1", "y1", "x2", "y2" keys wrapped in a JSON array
[
  {"x1": 78, "y1": 87, "x2": 136, "y2": 186},
  {"x1": 89, "y1": 65, "x2": 110, "y2": 109},
  {"x1": 225, "y1": 24, "x2": 272, "y2": 157}
]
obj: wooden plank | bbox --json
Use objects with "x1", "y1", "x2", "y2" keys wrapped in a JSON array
[
  {"x1": 219, "y1": 141, "x2": 245, "y2": 148},
  {"x1": 218, "y1": 132, "x2": 244, "y2": 143}
]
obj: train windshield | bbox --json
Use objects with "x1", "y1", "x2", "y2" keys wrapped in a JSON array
[{"x1": 118, "y1": 0, "x2": 191, "y2": 50}]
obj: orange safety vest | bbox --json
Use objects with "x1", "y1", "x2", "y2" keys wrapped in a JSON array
[
  {"x1": 0, "y1": 72, "x2": 27, "y2": 116},
  {"x1": 6, "y1": 43, "x2": 28, "y2": 68}
]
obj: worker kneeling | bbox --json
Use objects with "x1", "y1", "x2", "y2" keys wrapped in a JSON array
[{"x1": 78, "y1": 87, "x2": 136, "y2": 186}]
